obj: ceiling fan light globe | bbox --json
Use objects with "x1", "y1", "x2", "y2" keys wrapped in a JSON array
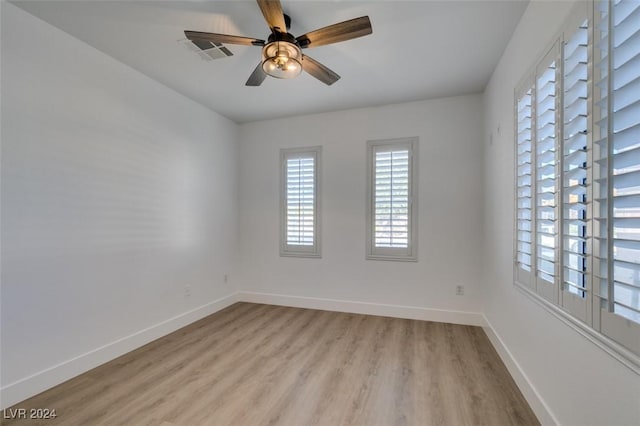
[
  {"x1": 261, "y1": 41, "x2": 302, "y2": 79},
  {"x1": 286, "y1": 62, "x2": 300, "y2": 72}
]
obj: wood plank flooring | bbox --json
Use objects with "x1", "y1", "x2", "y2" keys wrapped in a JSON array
[{"x1": 3, "y1": 303, "x2": 539, "y2": 425}]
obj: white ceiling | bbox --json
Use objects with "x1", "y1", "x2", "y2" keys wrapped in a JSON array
[{"x1": 13, "y1": 0, "x2": 528, "y2": 123}]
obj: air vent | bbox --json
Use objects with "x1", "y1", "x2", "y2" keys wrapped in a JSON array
[{"x1": 179, "y1": 39, "x2": 233, "y2": 61}]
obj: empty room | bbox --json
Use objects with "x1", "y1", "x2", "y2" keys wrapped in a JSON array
[{"x1": 1, "y1": 0, "x2": 639, "y2": 424}]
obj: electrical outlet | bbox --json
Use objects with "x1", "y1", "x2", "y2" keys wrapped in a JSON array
[
  {"x1": 456, "y1": 285, "x2": 465, "y2": 296},
  {"x1": 184, "y1": 285, "x2": 191, "y2": 297}
]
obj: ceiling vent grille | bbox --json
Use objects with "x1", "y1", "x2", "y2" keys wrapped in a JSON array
[{"x1": 180, "y1": 39, "x2": 233, "y2": 61}]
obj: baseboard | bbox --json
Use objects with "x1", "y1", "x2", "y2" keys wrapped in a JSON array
[
  {"x1": 237, "y1": 291, "x2": 487, "y2": 327},
  {"x1": 482, "y1": 316, "x2": 558, "y2": 426},
  {"x1": 0, "y1": 292, "x2": 239, "y2": 409}
]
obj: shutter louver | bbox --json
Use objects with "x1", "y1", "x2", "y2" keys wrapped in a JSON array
[
  {"x1": 562, "y1": 19, "x2": 590, "y2": 321},
  {"x1": 374, "y1": 149, "x2": 410, "y2": 248},
  {"x1": 286, "y1": 156, "x2": 315, "y2": 246}
]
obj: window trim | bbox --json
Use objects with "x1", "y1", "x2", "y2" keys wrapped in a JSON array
[
  {"x1": 279, "y1": 146, "x2": 322, "y2": 258},
  {"x1": 515, "y1": 281, "x2": 640, "y2": 375},
  {"x1": 512, "y1": 0, "x2": 640, "y2": 374},
  {"x1": 366, "y1": 137, "x2": 419, "y2": 262}
]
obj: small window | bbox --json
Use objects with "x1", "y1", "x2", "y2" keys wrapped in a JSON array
[
  {"x1": 366, "y1": 137, "x2": 418, "y2": 261},
  {"x1": 280, "y1": 147, "x2": 321, "y2": 258}
]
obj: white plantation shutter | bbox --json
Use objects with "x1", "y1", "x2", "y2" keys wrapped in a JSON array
[
  {"x1": 287, "y1": 156, "x2": 314, "y2": 245},
  {"x1": 516, "y1": 83, "x2": 535, "y2": 288},
  {"x1": 374, "y1": 149, "x2": 409, "y2": 248},
  {"x1": 280, "y1": 147, "x2": 321, "y2": 257},
  {"x1": 535, "y1": 46, "x2": 560, "y2": 303},
  {"x1": 561, "y1": 18, "x2": 590, "y2": 322},
  {"x1": 367, "y1": 138, "x2": 418, "y2": 261},
  {"x1": 593, "y1": 0, "x2": 640, "y2": 354}
]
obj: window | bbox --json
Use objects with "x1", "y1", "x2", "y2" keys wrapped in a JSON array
[
  {"x1": 280, "y1": 147, "x2": 321, "y2": 257},
  {"x1": 514, "y1": 0, "x2": 640, "y2": 365},
  {"x1": 366, "y1": 137, "x2": 418, "y2": 261}
]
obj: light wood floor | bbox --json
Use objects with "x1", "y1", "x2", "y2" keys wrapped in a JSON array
[{"x1": 3, "y1": 303, "x2": 539, "y2": 425}]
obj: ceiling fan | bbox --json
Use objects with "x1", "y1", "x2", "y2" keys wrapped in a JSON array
[{"x1": 184, "y1": 0, "x2": 372, "y2": 86}]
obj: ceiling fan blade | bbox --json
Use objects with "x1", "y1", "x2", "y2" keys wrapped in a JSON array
[
  {"x1": 185, "y1": 31, "x2": 265, "y2": 46},
  {"x1": 256, "y1": 0, "x2": 287, "y2": 33},
  {"x1": 302, "y1": 55, "x2": 340, "y2": 86},
  {"x1": 296, "y1": 16, "x2": 372, "y2": 49},
  {"x1": 246, "y1": 62, "x2": 267, "y2": 86}
]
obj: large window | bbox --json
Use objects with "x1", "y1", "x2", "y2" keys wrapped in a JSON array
[
  {"x1": 366, "y1": 138, "x2": 418, "y2": 261},
  {"x1": 280, "y1": 147, "x2": 321, "y2": 257},
  {"x1": 514, "y1": 0, "x2": 640, "y2": 365}
]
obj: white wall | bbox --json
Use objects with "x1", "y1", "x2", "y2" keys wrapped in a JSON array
[
  {"x1": 1, "y1": 3, "x2": 239, "y2": 407},
  {"x1": 237, "y1": 95, "x2": 485, "y2": 320},
  {"x1": 483, "y1": 1, "x2": 640, "y2": 425}
]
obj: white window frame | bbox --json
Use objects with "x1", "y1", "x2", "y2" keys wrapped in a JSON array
[
  {"x1": 366, "y1": 137, "x2": 418, "y2": 261},
  {"x1": 512, "y1": 0, "x2": 640, "y2": 374},
  {"x1": 280, "y1": 146, "x2": 321, "y2": 258}
]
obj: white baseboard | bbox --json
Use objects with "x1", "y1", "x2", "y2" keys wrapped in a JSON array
[
  {"x1": 237, "y1": 291, "x2": 487, "y2": 327},
  {"x1": 482, "y1": 316, "x2": 558, "y2": 426},
  {"x1": 0, "y1": 292, "x2": 239, "y2": 409}
]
